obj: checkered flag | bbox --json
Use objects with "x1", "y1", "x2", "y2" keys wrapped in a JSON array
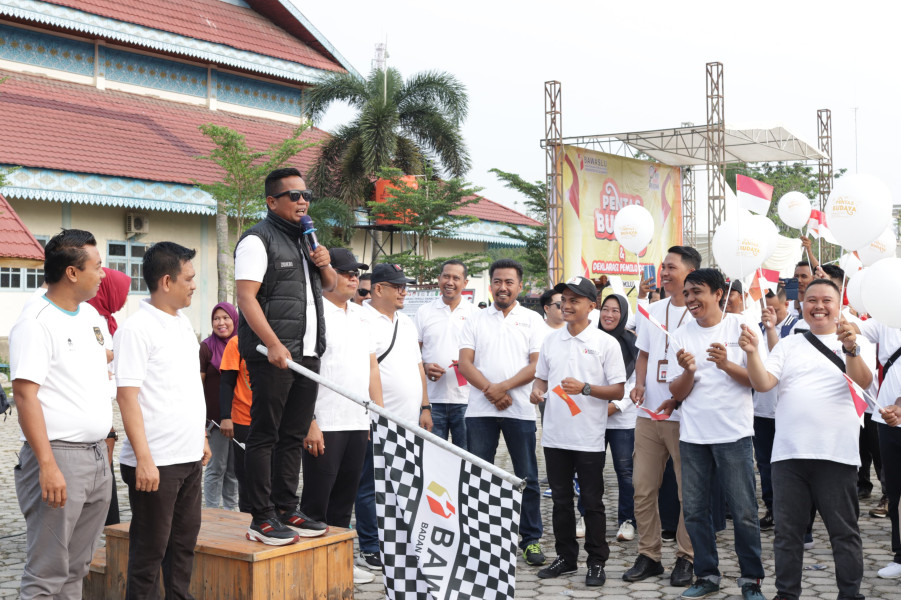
[{"x1": 373, "y1": 414, "x2": 521, "y2": 600}]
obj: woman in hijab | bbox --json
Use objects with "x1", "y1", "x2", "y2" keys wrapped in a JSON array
[
  {"x1": 599, "y1": 293, "x2": 639, "y2": 542},
  {"x1": 87, "y1": 267, "x2": 132, "y2": 526},
  {"x1": 200, "y1": 302, "x2": 240, "y2": 510}
]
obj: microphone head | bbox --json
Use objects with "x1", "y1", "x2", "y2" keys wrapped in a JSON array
[{"x1": 299, "y1": 215, "x2": 314, "y2": 232}]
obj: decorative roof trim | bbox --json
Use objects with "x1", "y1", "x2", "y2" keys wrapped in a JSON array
[
  {"x1": 0, "y1": 0, "x2": 333, "y2": 83},
  {"x1": 267, "y1": 0, "x2": 358, "y2": 77}
]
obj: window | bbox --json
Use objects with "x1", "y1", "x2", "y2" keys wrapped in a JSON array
[
  {"x1": 0, "y1": 236, "x2": 48, "y2": 291},
  {"x1": 108, "y1": 241, "x2": 148, "y2": 292}
]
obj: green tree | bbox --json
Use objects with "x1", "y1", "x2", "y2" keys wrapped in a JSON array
[
  {"x1": 305, "y1": 68, "x2": 470, "y2": 205},
  {"x1": 370, "y1": 167, "x2": 488, "y2": 283},
  {"x1": 195, "y1": 123, "x2": 317, "y2": 302},
  {"x1": 306, "y1": 196, "x2": 356, "y2": 249},
  {"x1": 489, "y1": 168, "x2": 547, "y2": 285}
]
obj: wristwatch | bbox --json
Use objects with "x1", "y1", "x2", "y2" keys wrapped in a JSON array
[
  {"x1": 106, "y1": 430, "x2": 118, "y2": 441},
  {"x1": 842, "y1": 344, "x2": 861, "y2": 357},
  {"x1": 582, "y1": 382, "x2": 591, "y2": 396},
  {"x1": 420, "y1": 404, "x2": 432, "y2": 413}
]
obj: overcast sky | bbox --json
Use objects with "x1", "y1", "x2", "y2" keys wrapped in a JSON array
[{"x1": 292, "y1": 0, "x2": 900, "y2": 221}]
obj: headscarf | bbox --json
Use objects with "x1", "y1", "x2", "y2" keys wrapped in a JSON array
[
  {"x1": 599, "y1": 294, "x2": 639, "y2": 378},
  {"x1": 202, "y1": 302, "x2": 238, "y2": 370},
  {"x1": 87, "y1": 267, "x2": 132, "y2": 336}
]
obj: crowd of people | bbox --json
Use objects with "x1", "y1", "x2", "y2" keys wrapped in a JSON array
[{"x1": 7, "y1": 166, "x2": 901, "y2": 600}]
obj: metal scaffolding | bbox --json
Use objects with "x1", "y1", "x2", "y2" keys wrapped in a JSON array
[
  {"x1": 706, "y1": 61, "x2": 726, "y2": 259},
  {"x1": 544, "y1": 80, "x2": 564, "y2": 287},
  {"x1": 682, "y1": 167, "x2": 696, "y2": 248},
  {"x1": 817, "y1": 109, "x2": 833, "y2": 212}
]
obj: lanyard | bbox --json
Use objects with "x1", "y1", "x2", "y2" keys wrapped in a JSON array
[{"x1": 663, "y1": 299, "x2": 689, "y2": 355}]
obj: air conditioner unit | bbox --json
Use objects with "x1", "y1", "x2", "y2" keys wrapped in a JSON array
[{"x1": 126, "y1": 213, "x2": 150, "y2": 235}]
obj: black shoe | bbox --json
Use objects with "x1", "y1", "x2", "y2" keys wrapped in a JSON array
[
  {"x1": 523, "y1": 542, "x2": 547, "y2": 566},
  {"x1": 858, "y1": 487, "x2": 873, "y2": 500},
  {"x1": 355, "y1": 551, "x2": 383, "y2": 570},
  {"x1": 278, "y1": 507, "x2": 328, "y2": 537},
  {"x1": 537, "y1": 556, "x2": 577, "y2": 579},
  {"x1": 246, "y1": 517, "x2": 300, "y2": 546},
  {"x1": 623, "y1": 554, "x2": 664, "y2": 582},
  {"x1": 661, "y1": 529, "x2": 677, "y2": 542},
  {"x1": 669, "y1": 556, "x2": 694, "y2": 587},
  {"x1": 586, "y1": 562, "x2": 606, "y2": 586},
  {"x1": 759, "y1": 510, "x2": 774, "y2": 531}
]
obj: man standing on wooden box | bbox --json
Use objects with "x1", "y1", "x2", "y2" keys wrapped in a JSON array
[
  {"x1": 115, "y1": 242, "x2": 211, "y2": 599},
  {"x1": 11, "y1": 229, "x2": 112, "y2": 600}
]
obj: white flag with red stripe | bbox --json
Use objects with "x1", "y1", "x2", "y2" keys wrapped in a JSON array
[
  {"x1": 843, "y1": 374, "x2": 868, "y2": 426},
  {"x1": 736, "y1": 174, "x2": 774, "y2": 215},
  {"x1": 638, "y1": 303, "x2": 667, "y2": 332},
  {"x1": 807, "y1": 210, "x2": 838, "y2": 244},
  {"x1": 748, "y1": 268, "x2": 780, "y2": 302}
]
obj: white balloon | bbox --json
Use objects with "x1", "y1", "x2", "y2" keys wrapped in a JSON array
[
  {"x1": 838, "y1": 252, "x2": 863, "y2": 275},
  {"x1": 861, "y1": 257, "x2": 901, "y2": 327},
  {"x1": 712, "y1": 210, "x2": 768, "y2": 280},
  {"x1": 777, "y1": 191, "x2": 812, "y2": 229},
  {"x1": 846, "y1": 268, "x2": 868, "y2": 315},
  {"x1": 749, "y1": 214, "x2": 779, "y2": 260},
  {"x1": 613, "y1": 204, "x2": 655, "y2": 255},
  {"x1": 855, "y1": 226, "x2": 897, "y2": 267},
  {"x1": 825, "y1": 174, "x2": 892, "y2": 250}
]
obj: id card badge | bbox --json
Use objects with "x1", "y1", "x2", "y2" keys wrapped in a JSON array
[{"x1": 656, "y1": 359, "x2": 669, "y2": 383}]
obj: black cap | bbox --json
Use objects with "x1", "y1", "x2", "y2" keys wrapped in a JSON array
[
  {"x1": 329, "y1": 248, "x2": 368, "y2": 272},
  {"x1": 728, "y1": 280, "x2": 743, "y2": 295},
  {"x1": 372, "y1": 263, "x2": 415, "y2": 285},
  {"x1": 553, "y1": 276, "x2": 598, "y2": 301}
]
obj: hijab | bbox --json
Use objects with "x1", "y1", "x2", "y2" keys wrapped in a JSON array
[
  {"x1": 202, "y1": 302, "x2": 238, "y2": 370},
  {"x1": 87, "y1": 267, "x2": 132, "y2": 336},
  {"x1": 599, "y1": 294, "x2": 638, "y2": 378}
]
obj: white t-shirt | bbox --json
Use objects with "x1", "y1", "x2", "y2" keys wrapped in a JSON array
[
  {"x1": 414, "y1": 297, "x2": 476, "y2": 404},
  {"x1": 234, "y1": 234, "x2": 318, "y2": 357},
  {"x1": 635, "y1": 298, "x2": 694, "y2": 422},
  {"x1": 667, "y1": 313, "x2": 764, "y2": 444},
  {"x1": 10, "y1": 297, "x2": 112, "y2": 443},
  {"x1": 858, "y1": 317, "x2": 901, "y2": 425},
  {"x1": 114, "y1": 300, "x2": 206, "y2": 467},
  {"x1": 460, "y1": 302, "x2": 545, "y2": 421},
  {"x1": 536, "y1": 324, "x2": 627, "y2": 451},
  {"x1": 766, "y1": 332, "x2": 862, "y2": 465},
  {"x1": 316, "y1": 299, "x2": 374, "y2": 431},
  {"x1": 754, "y1": 314, "x2": 797, "y2": 419},
  {"x1": 364, "y1": 304, "x2": 423, "y2": 424},
  {"x1": 607, "y1": 372, "x2": 638, "y2": 429}
]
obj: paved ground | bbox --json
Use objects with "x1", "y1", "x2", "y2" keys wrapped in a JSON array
[{"x1": 1, "y1": 406, "x2": 899, "y2": 599}]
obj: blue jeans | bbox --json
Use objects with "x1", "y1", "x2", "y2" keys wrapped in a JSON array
[
  {"x1": 680, "y1": 437, "x2": 764, "y2": 587},
  {"x1": 466, "y1": 416, "x2": 542, "y2": 548},
  {"x1": 354, "y1": 438, "x2": 379, "y2": 554},
  {"x1": 430, "y1": 403, "x2": 468, "y2": 450},
  {"x1": 605, "y1": 428, "x2": 635, "y2": 525},
  {"x1": 753, "y1": 416, "x2": 775, "y2": 512}
]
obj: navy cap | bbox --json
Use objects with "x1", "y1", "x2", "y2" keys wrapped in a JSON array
[
  {"x1": 553, "y1": 276, "x2": 598, "y2": 301},
  {"x1": 329, "y1": 248, "x2": 368, "y2": 272},
  {"x1": 372, "y1": 263, "x2": 415, "y2": 285}
]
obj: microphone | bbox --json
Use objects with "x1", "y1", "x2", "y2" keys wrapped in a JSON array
[{"x1": 299, "y1": 215, "x2": 319, "y2": 251}]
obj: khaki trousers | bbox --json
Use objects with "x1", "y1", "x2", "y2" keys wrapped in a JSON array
[{"x1": 633, "y1": 417, "x2": 693, "y2": 562}]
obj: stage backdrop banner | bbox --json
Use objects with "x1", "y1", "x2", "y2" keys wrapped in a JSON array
[{"x1": 561, "y1": 146, "x2": 682, "y2": 286}]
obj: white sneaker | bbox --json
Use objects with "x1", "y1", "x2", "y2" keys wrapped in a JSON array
[
  {"x1": 617, "y1": 520, "x2": 635, "y2": 541},
  {"x1": 878, "y1": 562, "x2": 901, "y2": 579},
  {"x1": 575, "y1": 516, "x2": 585, "y2": 538},
  {"x1": 353, "y1": 566, "x2": 375, "y2": 584}
]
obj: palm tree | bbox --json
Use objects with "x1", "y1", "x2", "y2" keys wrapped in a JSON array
[{"x1": 305, "y1": 67, "x2": 470, "y2": 205}]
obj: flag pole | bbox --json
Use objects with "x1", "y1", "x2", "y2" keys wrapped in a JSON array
[{"x1": 256, "y1": 345, "x2": 526, "y2": 490}]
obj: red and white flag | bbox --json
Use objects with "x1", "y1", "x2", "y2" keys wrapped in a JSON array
[
  {"x1": 638, "y1": 303, "x2": 666, "y2": 332},
  {"x1": 749, "y1": 268, "x2": 780, "y2": 301},
  {"x1": 843, "y1": 374, "x2": 868, "y2": 426},
  {"x1": 807, "y1": 210, "x2": 838, "y2": 244},
  {"x1": 736, "y1": 174, "x2": 774, "y2": 215}
]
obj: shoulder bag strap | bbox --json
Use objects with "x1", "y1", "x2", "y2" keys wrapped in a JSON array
[
  {"x1": 882, "y1": 345, "x2": 901, "y2": 378},
  {"x1": 377, "y1": 319, "x2": 400, "y2": 364},
  {"x1": 802, "y1": 330, "x2": 846, "y2": 374}
]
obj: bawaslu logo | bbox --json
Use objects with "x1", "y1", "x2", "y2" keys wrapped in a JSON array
[
  {"x1": 426, "y1": 481, "x2": 456, "y2": 519},
  {"x1": 578, "y1": 152, "x2": 608, "y2": 174},
  {"x1": 594, "y1": 180, "x2": 644, "y2": 241}
]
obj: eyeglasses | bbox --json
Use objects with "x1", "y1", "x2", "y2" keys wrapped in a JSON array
[
  {"x1": 337, "y1": 269, "x2": 360, "y2": 278},
  {"x1": 272, "y1": 189, "x2": 313, "y2": 203},
  {"x1": 357, "y1": 288, "x2": 370, "y2": 297},
  {"x1": 551, "y1": 302, "x2": 562, "y2": 310},
  {"x1": 380, "y1": 282, "x2": 407, "y2": 293}
]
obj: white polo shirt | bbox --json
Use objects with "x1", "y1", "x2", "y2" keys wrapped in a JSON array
[
  {"x1": 858, "y1": 317, "x2": 901, "y2": 426},
  {"x1": 363, "y1": 303, "x2": 423, "y2": 424},
  {"x1": 635, "y1": 298, "x2": 694, "y2": 422},
  {"x1": 536, "y1": 324, "x2": 627, "y2": 451},
  {"x1": 10, "y1": 297, "x2": 112, "y2": 443},
  {"x1": 459, "y1": 302, "x2": 545, "y2": 421},
  {"x1": 667, "y1": 313, "x2": 765, "y2": 444},
  {"x1": 115, "y1": 300, "x2": 206, "y2": 467},
  {"x1": 414, "y1": 296, "x2": 476, "y2": 404},
  {"x1": 766, "y1": 332, "x2": 861, "y2": 465},
  {"x1": 317, "y1": 299, "x2": 374, "y2": 431},
  {"x1": 234, "y1": 233, "x2": 318, "y2": 357}
]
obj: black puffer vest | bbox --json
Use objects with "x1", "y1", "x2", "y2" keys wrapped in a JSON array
[{"x1": 237, "y1": 210, "x2": 327, "y2": 361}]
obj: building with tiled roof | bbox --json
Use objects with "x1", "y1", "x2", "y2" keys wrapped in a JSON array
[
  {"x1": 0, "y1": 192, "x2": 44, "y2": 267},
  {"x1": 0, "y1": 0, "x2": 539, "y2": 337}
]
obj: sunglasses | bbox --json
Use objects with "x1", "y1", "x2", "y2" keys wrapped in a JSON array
[
  {"x1": 552, "y1": 302, "x2": 562, "y2": 310},
  {"x1": 272, "y1": 189, "x2": 313, "y2": 203},
  {"x1": 357, "y1": 288, "x2": 370, "y2": 297},
  {"x1": 380, "y1": 282, "x2": 407, "y2": 293},
  {"x1": 337, "y1": 269, "x2": 360, "y2": 278}
]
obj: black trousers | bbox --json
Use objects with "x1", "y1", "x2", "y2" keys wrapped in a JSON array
[
  {"x1": 233, "y1": 423, "x2": 250, "y2": 513},
  {"x1": 244, "y1": 357, "x2": 320, "y2": 519},
  {"x1": 300, "y1": 430, "x2": 369, "y2": 527},
  {"x1": 878, "y1": 423, "x2": 901, "y2": 563},
  {"x1": 859, "y1": 412, "x2": 883, "y2": 494},
  {"x1": 121, "y1": 461, "x2": 202, "y2": 600},
  {"x1": 544, "y1": 447, "x2": 609, "y2": 565}
]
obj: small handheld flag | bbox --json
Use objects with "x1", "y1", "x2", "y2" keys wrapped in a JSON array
[{"x1": 552, "y1": 385, "x2": 582, "y2": 416}]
